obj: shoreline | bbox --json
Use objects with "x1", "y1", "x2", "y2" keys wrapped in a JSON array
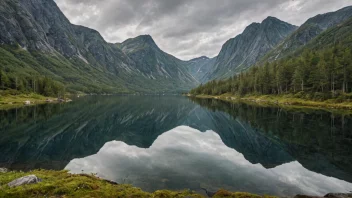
[
  {"x1": 0, "y1": 93, "x2": 71, "y2": 110},
  {"x1": 188, "y1": 94, "x2": 352, "y2": 114},
  {"x1": 0, "y1": 169, "x2": 275, "y2": 198}
]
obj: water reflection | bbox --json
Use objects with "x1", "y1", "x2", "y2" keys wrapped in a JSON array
[
  {"x1": 0, "y1": 96, "x2": 352, "y2": 196},
  {"x1": 189, "y1": 97, "x2": 352, "y2": 182},
  {"x1": 66, "y1": 126, "x2": 352, "y2": 196}
]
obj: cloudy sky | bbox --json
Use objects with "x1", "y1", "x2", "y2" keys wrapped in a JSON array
[{"x1": 54, "y1": 0, "x2": 351, "y2": 60}]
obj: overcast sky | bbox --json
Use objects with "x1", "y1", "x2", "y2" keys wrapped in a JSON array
[{"x1": 54, "y1": 0, "x2": 351, "y2": 60}]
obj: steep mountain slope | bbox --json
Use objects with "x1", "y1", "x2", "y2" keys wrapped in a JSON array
[
  {"x1": 204, "y1": 17, "x2": 297, "y2": 80},
  {"x1": 184, "y1": 56, "x2": 216, "y2": 83},
  {"x1": 263, "y1": 6, "x2": 352, "y2": 62},
  {"x1": 117, "y1": 35, "x2": 197, "y2": 88},
  {"x1": 0, "y1": 0, "x2": 198, "y2": 93}
]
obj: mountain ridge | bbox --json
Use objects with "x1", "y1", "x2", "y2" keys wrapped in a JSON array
[
  {"x1": 202, "y1": 16, "x2": 297, "y2": 81},
  {"x1": 0, "y1": 0, "x2": 198, "y2": 93},
  {"x1": 1, "y1": 0, "x2": 351, "y2": 93},
  {"x1": 261, "y1": 6, "x2": 352, "y2": 63},
  {"x1": 117, "y1": 35, "x2": 198, "y2": 84}
]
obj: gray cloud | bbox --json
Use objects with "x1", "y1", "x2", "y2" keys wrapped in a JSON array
[{"x1": 54, "y1": 0, "x2": 351, "y2": 60}]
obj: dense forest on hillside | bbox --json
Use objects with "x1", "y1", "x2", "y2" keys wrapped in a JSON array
[
  {"x1": 0, "y1": 70, "x2": 65, "y2": 97},
  {"x1": 190, "y1": 45, "x2": 352, "y2": 101},
  {"x1": 0, "y1": 45, "x2": 65, "y2": 97}
]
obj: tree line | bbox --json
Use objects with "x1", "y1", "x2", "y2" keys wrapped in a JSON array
[
  {"x1": 0, "y1": 70, "x2": 65, "y2": 97},
  {"x1": 190, "y1": 45, "x2": 352, "y2": 99}
]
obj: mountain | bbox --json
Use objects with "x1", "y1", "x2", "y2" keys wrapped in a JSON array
[
  {"x1": 262, "y1": 6, "x2": 352, "y2": 62},
  {"x1": 203, "y1": 17, "x2": 297, "y2": 81},
  {"x1": 117, "y1": 35, "x2": 197, "y2": 88},
  {"x1": 184, "y1": 56, "x2": 216, "y2": 82},
  {"x1": 0, "y1": 0, "x2": 198, "y2": 93},
  {"x1": 304, "y1": 16, "x2": 352, "y2": 50}
]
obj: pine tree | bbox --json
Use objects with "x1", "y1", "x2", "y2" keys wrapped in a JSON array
[{"x1": 0, "y1": 70, "x2": 9, "y2": 90}]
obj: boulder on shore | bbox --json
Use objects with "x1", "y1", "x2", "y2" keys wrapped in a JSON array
[
  {"x1": 8, "y1": 175, "x2": 42, "y2": 187},
  {"x1": 0, "y1": 168, "x2": 8, "y2": 173}
]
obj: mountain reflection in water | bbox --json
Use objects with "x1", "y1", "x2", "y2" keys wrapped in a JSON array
[{"x1": 0, "y1": 96, "x2": 352, "y2": 196}]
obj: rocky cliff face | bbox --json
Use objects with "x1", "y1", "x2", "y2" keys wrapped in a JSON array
[
  {"x1": 204, "y1": 17, "x2": 297, "y2": 80},
  {"x1": 0, "y1": 0, "x2": 198, "y2": 93},
  {"x1": 263, "y1": 6, "x2": 352, "y2": 62},
  {"x1": 117, "y1": 35, "x2": 197, "y2": 85},
  {"x1": 0, "y1": 0, "x2": 132, "y2": 67}
]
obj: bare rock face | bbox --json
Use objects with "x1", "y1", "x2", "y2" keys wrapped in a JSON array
[
  {"x1": 263, "y1": 6, "x2": 352, "y2": 62},
  {"x1": 204, "y1": 16, "x2": 297, "y2": 80},
  {"x1": 8, "y1": 175, "x2": 42, "y2": 187},
  {"x1": 0, "y1": 0, "x2": 198, "y2": 93}
]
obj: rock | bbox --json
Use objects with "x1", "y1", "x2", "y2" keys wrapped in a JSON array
[
  {"x1": 8, "y1": 175, "x2": 42, "y2": 187},
  {"x1": 24, "y1": 100, "x2": 31, "y2": 105},
  {"x1": 325, "y1": 193, "x2": 352, "y2": 198},
  {"x1": 201, "y1": 188, "x2": 216, "y2": 197},
  {"x1": 0, "y1": 168, "x2": 8, "y2": 173}
]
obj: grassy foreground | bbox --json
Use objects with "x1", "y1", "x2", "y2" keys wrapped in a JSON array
[
  {"x1": 190, "y1": 93, "x2": 352, "y2": 113},
  {"x1": 0, "y1": 170, "x2": 276, "y2": 198}
]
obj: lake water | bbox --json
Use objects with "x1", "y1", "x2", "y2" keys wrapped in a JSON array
[{"x1": 1, "y1": 96, "x2": 352, "y2": 196}]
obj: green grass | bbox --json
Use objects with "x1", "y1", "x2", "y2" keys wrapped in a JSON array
[
  {"x1": 0, "y1": 91, "x2": 57, "y2": 110},
  {"x1": 0, "y1": 170, "x2": 274, "y2": 198},
  {"x1": 213, "y1": 190, "x2": 276, "y2": 198},
  {"x1": 192, "y1": 93, "x2": 352, "y2": 113}
]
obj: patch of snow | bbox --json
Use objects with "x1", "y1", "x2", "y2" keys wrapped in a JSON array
[{"x1": 77, "y1": 51, "x2": 89, "y2": 64}]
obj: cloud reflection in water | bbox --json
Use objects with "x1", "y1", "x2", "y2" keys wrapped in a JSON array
[{"x1": 66, "y1": 126, "x2": 352, "y2": 196}]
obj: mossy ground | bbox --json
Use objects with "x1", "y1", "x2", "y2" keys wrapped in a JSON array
[
  {"x1": 0, "y1": 92, "x2": 58, "y2": 110},
  {"x1": 193, "y1": 93, "x2": 352, "y2": 114},
  {"x1": 0, "y1": 170, "x2": 274, "y2": 198}
]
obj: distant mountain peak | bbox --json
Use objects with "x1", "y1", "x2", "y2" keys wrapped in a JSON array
[
  {"x1": 263, "y1": 16, "x2": 280, "y2": 22},
  {"x1": 261, "y1": 16, "x2": 297, "y2": 28},
  {"x1": 261, "y1": 5, "x2": 352, "y2": 63},
  {"x1": 136, "y1": 34, "x2": 154, "y2": 42},
  {"x1": 119, "y1": 34, "x2": 161, "y2": 53},
  {"x1": 132, "y1": 34, "x2": 158, "y2": 47},
  {"x1": 204, "y1": 16, "x2": 296, "y2": 80}
]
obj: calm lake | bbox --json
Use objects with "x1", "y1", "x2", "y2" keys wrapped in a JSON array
[{"x1": 0, "y1": 96, "x2": 352, "y2": 196}]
